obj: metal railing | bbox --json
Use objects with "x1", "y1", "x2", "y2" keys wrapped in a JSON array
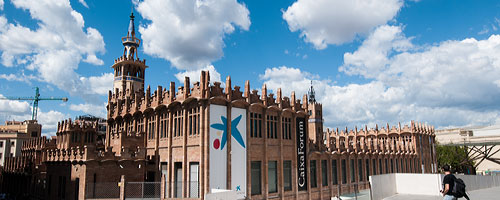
[
  {"x1": 85, "y1": 182, "x2": 120, "y2": 199},
  {"x1": 125, "y1": 182, "x2": 161, "y2": 199}
]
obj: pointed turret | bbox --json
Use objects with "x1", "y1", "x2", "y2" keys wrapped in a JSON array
[{"x1": 112, "y1": 11, "x2": 147, "y2": 96}]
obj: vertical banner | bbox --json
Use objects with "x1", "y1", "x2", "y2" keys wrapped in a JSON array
[
  {"x1": 296, "y1": 117, "x2": 308, "y2": 191},
  {"x1": 209, "y1": 105, "x2": 227, "y2": 190},
  {"x1": 231, "y1": 108, "x2": 247, "y2": 199}
]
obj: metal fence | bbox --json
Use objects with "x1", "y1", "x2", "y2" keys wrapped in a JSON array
[
  {"x1": 85, "y1": 182, "x2": 120, "y2": 199},
  {"x1": 125, "y1": 182, "x2": 161, "y2": 199}
]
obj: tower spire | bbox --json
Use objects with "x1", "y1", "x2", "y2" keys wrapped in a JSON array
[
  {"x1": 122, "y1": 10, "x2": 141, "y2": 60},
  {"x1": 308, "y1": 80, "x2": 316, "y2": 103},
  {"x1": 128, "y1": 11, "x2": 135, "y2": 37}
]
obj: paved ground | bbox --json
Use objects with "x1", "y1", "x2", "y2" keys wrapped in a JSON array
[{"x1": 383, "y1": 186, "x2": 500, "y2": 200}]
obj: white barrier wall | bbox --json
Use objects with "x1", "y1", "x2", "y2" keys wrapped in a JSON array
[
  {"x1": 395, "y1": 174, "x2": 442, "y2": 196},
  {"x1": 370, "y1": 173, "x2": 500, "y2": 200},
  {"x1": 369, "y1": 174, "x2": 396, "y2": 200}
]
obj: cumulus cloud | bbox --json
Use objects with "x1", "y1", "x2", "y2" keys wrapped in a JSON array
[
  {"x1": 283, "y1": 0, "x2": 403, "y2": 49},
  {"x1": 261, "y1": 27, "x2": 500, "y2": 129},
  {"x1": 0, "y1": 0, "x2": 4, "y2": 10},
  {"x1": 69, "y1": 103, "x2": 107, "y2": 118},
  {"x1": 0, "y1": 0, "x2": 106, "y2": 101},
  {"x1": 0, "y1": 94, "x2": 31, "y2": 115},
  {"x1": 174, "y1": 65, "x2": 221, "y2": 85},
  {"x1": 79, "y1": 73, "x2": 114, "y2": 95},
  {"x1": 0, "y1": 72, "x2": 38, "y2": 83},
  {"x1": 136, "y1": 0, "x2": 250, "y2": 70}
]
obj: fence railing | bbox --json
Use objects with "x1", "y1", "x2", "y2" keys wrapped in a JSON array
[
  {"x1": 85, "y1": 182, "x2": 120, "y2": 199},
  {"x1": 125, "y1": 182, "x2": 161, "y2": 199}
]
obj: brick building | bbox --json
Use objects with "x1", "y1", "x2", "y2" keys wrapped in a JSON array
[{"x1": 0, "y1": 12, "x2": 437, "y2": 200}]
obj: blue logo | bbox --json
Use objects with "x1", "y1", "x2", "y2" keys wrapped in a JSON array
[{"x1": 210, "y1": 115, "x2": 245, "y2": 150}]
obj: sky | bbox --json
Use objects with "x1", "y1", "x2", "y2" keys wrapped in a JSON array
[{"x1": 1, "y1": 0, "x2": 500, "y2": 135}]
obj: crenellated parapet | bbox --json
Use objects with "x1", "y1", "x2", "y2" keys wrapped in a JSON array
[
  {"x1": 107, "y1": 71, "x2": 309, "y2": 120},
  {"x1": 55, "y1": 117, "x2": 105, "y2": 150},
  {"x1": 45, "y1": 145, "x2": 145, "y2": 163},
  {"x1": 322, "y1": 121, "x2": 435, "y2": 156}
]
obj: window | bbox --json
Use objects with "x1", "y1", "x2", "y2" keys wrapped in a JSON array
[
  {"x1": 266, "y1": 115, "x2": 278, "y2": 139},
  {"x1": 391, "y1": 159, "x2": 394, "y2": 173},
  {"x1": 379, "y1": 159, "x2": 383, "y2": 174},
  {"x1": 310, "y1": 160, "x2": 317, "y2": 188},
  {"x1": 160, "y1": 112, "x2": 168, "y2": 138},
  {"x1": 385, "y1": 159, "x2": 389, "y2": 173},
  {"x1": 189, "y1": 162, "x2": 199, "y2": 198},
  {"x1": 358, "y1": 159, "x2": 363, "y2": 182},
  {"x1": 372, "y1": 159, "x2": 377, "y2": 175},
  {"x1": 350, "y1": 159, "x2": 355, "y2": 183},
  {"x1": 250, "y1": 113, "x2": 262, "y2": 138},
  {"x1": 366, "y1": 159, "x2": 370, "y2": 181},
  {"x1": 321, "y1": 160, "x2": 328, "y2": 186},
  {"x1": 283, "y1": 160, "x2": 292, "y2": 191},
  {"x1": 128, "y1": 118, "x2": 134, "y2": 133},
  {"x1": 341, "y1": 159, "x2": 347, "y2": 184},
  {"x1": 188, "y1": 107, "x2": 200, "y2": 135},
  {"x1": 332, "y1": 160, "x2": 338, "y2": 185},
  {"x1": 136, "y1": 117, "x2": 144, "y2": 133},
  {"x1": 405, "y1": 159, "x2": 408, "y2": 173},
  {"x1": 395, "y1": 158, "x2": 399, "y2": 173},
  {"x1": 268, "y1": 161, "x2": 277, "y2": 193},
  {"x1": 282, "y1": 117, "x2": 292, "y2": 139},
  {"x1": 251, "y1": 161, "x2": 261, "y2": 195},
  {"x1": 174, "y1": 162, "x2": 182, "y2": 198},
  {"x1": 401, "y1": 158, "x2": 405, "y2": 173},
  {"x1": 173, "y1": 110, "x2": 183, "y2": 137},
  {"x1": 147, "y1": 114, "x2": 156, "y2": 140},
  {"x1": 0, "y1": 141, "x2": 3, "y2": 147}
]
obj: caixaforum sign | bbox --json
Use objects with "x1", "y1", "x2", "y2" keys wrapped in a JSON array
[{"x1": 296, "y1": 117, "x2": 307, "y2": 191}]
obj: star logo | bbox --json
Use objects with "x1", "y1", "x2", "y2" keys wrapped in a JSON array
[{"x1": 210, "y1": 115, "x2": 245, "y2": 150}]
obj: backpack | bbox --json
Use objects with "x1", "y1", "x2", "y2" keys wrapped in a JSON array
[{"x1": 452, "y1": 178, "x2": 466, "y2": 198}]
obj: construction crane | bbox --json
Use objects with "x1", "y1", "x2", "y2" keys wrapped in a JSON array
[{"x1": 0, "y1": 87, "x2": 68, "y2": 120}]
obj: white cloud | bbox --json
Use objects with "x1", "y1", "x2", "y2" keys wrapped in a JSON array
[
  {"x1": 283, "y1": 0, "x2": 403, "y2": 49},
  {"x1": 79, "y1": 73, "x2": 114, "y2": 95},
  {"x1": 78, "y1": 0, "x2": 88, "y2": 8},
  {"x1": 136, "y1": 0, "x2": 250, "y2": 70},
  {"x1": 0, "y1": 94, "x2": 31, "y2": 115},
  {"x1": 37, "y1": 110, "x2": 69, "y2": 136},
  {"x1": 261, "y1": 27, "x2": 500, "y2": 129},
  {"x1": 0, "y1": 0, "x2": 4, "y2": 10},
  {"x1": 174, "y1": 65, "x2": 221, "y2": 84},
  {"x1": 0, "y1": 0, "x2": 106, "y2": 101},
  {"x1": 69, "y1": 103, "x2": 107, "y2": 118},
  {"x1": 0, "y1": 72, "x2": 38, "y2": 83}
]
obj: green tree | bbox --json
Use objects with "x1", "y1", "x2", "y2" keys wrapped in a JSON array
[{"x1": 436, "y1": 144, "x2": 475, "y2": 174}]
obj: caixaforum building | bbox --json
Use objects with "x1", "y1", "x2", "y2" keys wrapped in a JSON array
[
  {"x1": 104, "y1": 14, "x2": 438, "y2": 199},
  {"x1": 1, "y1": 13, "x2": 437, "y2": 200}
]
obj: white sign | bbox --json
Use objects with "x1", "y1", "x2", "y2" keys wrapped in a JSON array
[
  {"x1": 231, "y1": 108, "x2": 247, "y2": 199},
  {"x1": 209, "y1": 104, "x2": 227, "y2": 190}
]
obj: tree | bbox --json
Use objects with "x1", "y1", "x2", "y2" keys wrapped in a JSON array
[{"x1": 436, "y1": 144, "x2": 475, "y2": 174}]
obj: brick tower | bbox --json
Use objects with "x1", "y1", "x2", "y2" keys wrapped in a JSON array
[
  {"x1": 112, "y1": 12, "x2": 147, "y2": 95},
  {"x1": 307, "y1": 81, "x2": 324, "y2": 145}
]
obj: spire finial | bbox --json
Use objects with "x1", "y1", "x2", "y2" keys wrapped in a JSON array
[{"x1": 308, "y1": 80, "x2": 316, "y2": 103}]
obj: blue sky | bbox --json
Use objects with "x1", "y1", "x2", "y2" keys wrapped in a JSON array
[{"x1": 1, "y1": 0, "x2": 500, "y2": 135}]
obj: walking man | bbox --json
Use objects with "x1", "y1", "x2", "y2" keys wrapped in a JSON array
[{"x1": 441, "y1": 165, "x2": 457, "y2": 200}]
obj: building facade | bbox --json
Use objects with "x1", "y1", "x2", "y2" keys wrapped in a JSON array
[
  {"x1": 104, "y1": 13, "x2": 438, "y2": 199},
  {"x1": 0, "y1": 120, "x2": 41, "y2": 166},
  {"x1": 0, "y1": 13, "x2": 437, "y2": 200}
]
